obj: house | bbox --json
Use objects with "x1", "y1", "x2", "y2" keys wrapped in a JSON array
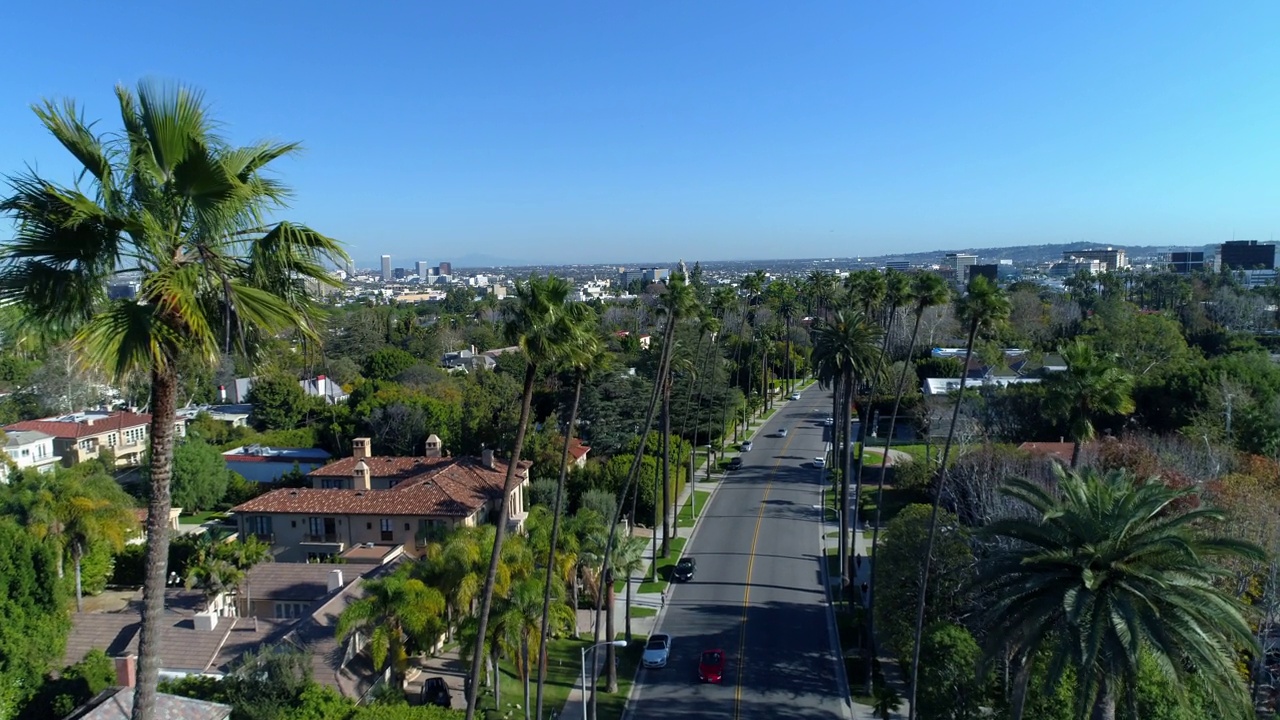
[
  {"x1": 229, "y1": 436, "x2": 531, "y2": 562},
  {"x1": 176, "y1": 404, "x2": 252, "y2": 429},
  {"x1": 240, "y1": 563, "x2": 354, "y2": 620},
  {"x1": 222, "y1": 445, "x2": 333, "y2": 484},
  {"x1": 567, "y1": 438, "x2": 590, "y2": 469},
  {"x1": 64, "y1": 668, "x2": 231, "y2": 720},
  {"x1": 0, "y1": 429, "x2": 61, "y2": 482},
  {"x1": 922, "y1": 377, "x2": 1043, "y2": 396},
  {"x1": 6, "y1": 410, "x2": 183, "y2": 468},
  {"x1": 219, "y1": 376, "x2": 348, "y2": 405},
  {"x1": 442, "y1": 346, "x2": 496, "y2": 372}
]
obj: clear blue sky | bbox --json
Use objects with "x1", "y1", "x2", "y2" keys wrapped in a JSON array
[{"x1": 3, "y1": 2, "x2": 1279, "y2": 266}]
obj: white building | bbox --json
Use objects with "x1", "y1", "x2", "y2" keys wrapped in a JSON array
[
  {"x1": 1, "y1": 429, "x2": 61, "y2": 482},
  {"x1": 380, "y1": 255, "x2": 392, "y2": 282}
]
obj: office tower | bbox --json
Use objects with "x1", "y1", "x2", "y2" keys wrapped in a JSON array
[
  {"x1": 944, "y1": 253, "x2": 978, "y2": 285},
  {"x1": 1168, "y1": 251, "x2": 1205, "y2": 274},
  {"x1": 438, "y1": 262, "x2": 452, "y2": 276},
  {"x1": 1062, "y1": 247, "x2": 1128, "y2": 272},
  {"x1": 1219, "y1": 240, "x2": 1276, "y2": 270},
  {"x1": 381, "y1": 255, "x2": 392, "y2": 282},
  {"x1": 415, "y1": 260, "x2": 429, "y2": 280}
]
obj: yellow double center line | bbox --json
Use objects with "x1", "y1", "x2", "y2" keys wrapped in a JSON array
[{"x1": 733, "y1": 432, "x2": 794, "y2": 719}]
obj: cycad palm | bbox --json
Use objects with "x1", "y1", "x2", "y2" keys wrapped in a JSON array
[
  {"x1": 908, "y1": 275, "x2": 1009, "y2": 719},
  {"x1": 811, "y1": 309, "x2": 883, "y2": 594},
  {"x1": 980, "y1": 468, "x2": 1260, "y2": 720},
  {"x1": 1045, "y1": 338, "x2": 1136, "y2": 468},
  {"x1": 0, "y1": 82, "x2": 345, "y2": 720},
  {"x1": 466, "y1": 274, "x2": 587, "y2": 719}
]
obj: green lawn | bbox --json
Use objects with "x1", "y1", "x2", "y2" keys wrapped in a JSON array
[
  {"x1": 628, "y1": 606, "x2": 656, "y2": 618},
  {"x1": 178, "y1": 511, "x2": 226, "y2": 525},
  {"x1": 639, "y1": 536, "x2": 687, "y2": 593},
  {"x1": 860, "y1": 487, "x2": 917, "y2": 528},
  {"x1": 676, "y1": 490, "x2": 711, "y2": 525},
  {"x1": 593, "y1": 638, "x2": 645, "y2": 720},
  {"x1": 760, "y1": 407, "x2": 776, "y2": 420},
  {"x1": 477, "y1": 638, "x2": 586, "y2": 720}
]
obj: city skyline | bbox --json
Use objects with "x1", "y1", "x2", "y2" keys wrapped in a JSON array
[{"x1": 4, "y1": 3, "x2": 1280, "y2": 264}]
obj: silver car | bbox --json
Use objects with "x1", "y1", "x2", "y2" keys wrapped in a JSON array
[{"x1": 642, "y1": 634, "x2": 671, "y2": 668}]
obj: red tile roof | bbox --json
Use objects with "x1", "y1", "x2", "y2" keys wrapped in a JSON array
[
  {"x1": 568, "y1": 438, "x2": 590, "y2": 461},
  {"x1": 233, "y1": 456, "x2": 523, "y2": 517},
  {"x1": 6, "y1": 411, "x2": 151, "y2": 440}
]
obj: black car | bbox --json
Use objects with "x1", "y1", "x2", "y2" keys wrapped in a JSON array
[
  {"x1": 421, "y1": 677, "x2": 451, "y2": 708},
  {"x1": 728, "y1": 456, "x2": 743, "y2": 470},
  {"x1": 673, "y1": 557, "x2": 697, "y2": 582}
]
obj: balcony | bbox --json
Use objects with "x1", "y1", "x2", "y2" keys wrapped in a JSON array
[
  {"x1": 304, "y1": 533, "x2": 341, "y2": 544},
  {"x1": 252, "y1": 532, "x2": 275, "y2": 544}
]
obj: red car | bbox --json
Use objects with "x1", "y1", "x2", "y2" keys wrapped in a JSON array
[{"x1": 698, "y1": 649, "x2": 726, "y2": 683}]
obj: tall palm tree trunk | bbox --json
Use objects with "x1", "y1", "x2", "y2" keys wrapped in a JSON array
[
  {"x1": 832, "y1": 374, "x2": 845, "y2": 595},
  {"x1": 1091, "y1": 678, "x2": 1116, "y2": 720},
  {"x1": 133, "y1": 367, "x2": 180, "y2": 720},
  {"x1": 839, "y1": 372, "x2": 855, "y2": 596},
  {"x1": 73, "y1": 542, "x2": 85, "y2": 612},
  {"x1": 605, "y1": 570, "x2": 617, "y2": 693},
  {"x1": 625, "y1": 571, "x2": 634, "y2": 641},
  {"x1": 661, "y1": 378, "x2": 671, "y2": 558},
  {"x1": 785, "y1": 318, "x2": 793, "y2": 395},
  {"x1": 465, "y1": 362, "x2": 538, "y2": 720},
  {"x1": 522, "y1": 636, "x2": 531, "y2": 720},
  {"x1": 534, "y1": 373, "x2": 584, "y2": 720},
  {"x1": 906, "y1": 318, "x2": 980, "y2": 720}
]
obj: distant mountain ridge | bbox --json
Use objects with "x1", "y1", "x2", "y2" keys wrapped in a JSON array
[{"x1": 865, "y1": 241, "x2": 1217, "y2": 265}]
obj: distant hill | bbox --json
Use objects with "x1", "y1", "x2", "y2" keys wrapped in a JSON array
[{"x1": 865, "y1": 241, "x2": 1216, "y2": 265}]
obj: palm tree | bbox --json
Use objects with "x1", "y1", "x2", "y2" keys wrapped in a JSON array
[
  {"x1": 1044, "y1": 338, "x2": 1136, "y2": 468},
  {"x1": 845, "y1": 269, "x2": 887, "y2": 318},
  {"x1": 465, "y1": 274, "x2": 587, "y2": 720},
  {"x1": 612, "y1": 536, "x2": 649, "y2": 642},
  {"x1": 500, "y1": 577, "x2": 572, "y2": 720},
  {"x1": 337, "y1": 570, "x2": 447, "y2": 688},
  {"x1": 979, "y1": 468, "x2": 1261, "y2": 720},
  {"x1": 907, "y1": 275, "x2": 1009, "y2": 719},
  {"x1": 417, "y1": 526, "x2": 488, "y2": 642},
  {"x1": 768, "y1": 280, "x2": 800, "y2": 395},
  {"x1": 656, "y1": 274, "x2": 698, "y2": 558},
  {"x1": 811, "y1": 309, "x2": 883, "y2": 596},
  {"x1": 184, "y1": 543, "x2": 244, "y2": 612},
  {"x1": 867, "y1": 272, "x2": 948, "y2": 627},
  {"x1": 0, "y1": 82, "x2": 345, "y2": 720},
  {"x1": 534, "y1": 324, "x2": 605, "y2": 720}
]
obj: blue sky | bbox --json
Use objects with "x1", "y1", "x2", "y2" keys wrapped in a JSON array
[{"x1": 3, "y1": 2, "x2": 1279, "y2": 266}]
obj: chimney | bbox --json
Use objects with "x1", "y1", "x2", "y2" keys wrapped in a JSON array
[
  {"x1": 424, "y1": 434, "x2": 442, "y2": 458},
  {"x1": 353, "y1": 437, "x2": 372, "y2": 461},
  {"x1": 328, "y1": 569, "x2": 344, "y2": 593},
  {"x1": 219, "y1": 385, "x2": 227, "y2": 402},
  {"x1": 353, "y1": 460, "x2": 371, "y2": 491},
  {"x1": 481, "y1": 448, "x2": 495, "y2": 470},
  {"x1": 193, "y1": 610, "x2": 218, "y2": 632},
  {"x1": 114, "y1": 655, "x2": 137, "y2": 688}
]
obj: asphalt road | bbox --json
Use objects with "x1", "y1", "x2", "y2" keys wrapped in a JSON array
[{"x1": 626, "y1": 386, "x2": 849, "y2": 720}]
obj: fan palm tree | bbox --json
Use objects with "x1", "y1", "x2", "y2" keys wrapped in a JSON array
[
  {"x1": 845, "y1": 269, "x2": 887, "y2": 318},
  {"x1": 979, "y1": 468, "x2": 1261, "y2": 720},
  {"x1": 612, "y1": 536, "x2": 649, "y2": 642},
  {"x1": 465, "y1": 274, "x2": 588, "y2": 719},
  {"x1": 0, "y1": 82, "x2": 345, "y2": 720},
  {"x1": 533, "y1": 324, "x2": 605, "y2": 720},
  {"x1": 768, "y1": 280, "x2": 800, "y2": 395},
  {"x1": 656, "y1": 275, "x2": 698, "y2": 557},
  {"x1": 867, "y1": 272, "x2": 948, "y2": 624},
  {"x1": 184, "y1": 543, "x2": 244, "y2": 612},
  {"x1": 811, "y1": 309, "x2": 884, "y2": 595},
  {"x1": 1045, "y1": 338, "x2": 1136, "y2": 468},
  {"x1": 417, "y1": 525, "x2": 488, "y2": 642},
  {"x1": 500, "y1": 576, "x2": 573, "y2": 720},
  {"x1": 337, "y1": 570, "x2": 447, "y2": 687},
  {"x1": 907, "y1": 275, "x2": 1009, "y2": 719}
]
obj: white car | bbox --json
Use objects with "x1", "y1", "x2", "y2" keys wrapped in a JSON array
[
  {"x1": 814, "y1": 457, "x2": 826, "y2": 468},
  {"x1": 642, "y1": 634, "x2": 671, "y2": 668},
  {"x1": 778, "y1": 428, "x2": 788, "y2": 437},
  {"x1": 789, "y1": 392, "x2": 801, "y2": 401},
  {"x1": 823, "y1": 417, "x2": 834, "y2": 427}
]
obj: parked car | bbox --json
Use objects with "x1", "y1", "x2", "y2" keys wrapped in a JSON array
[
  {"x1": 421, "y1": 677, "x2": 451, "y2": 708},
  {"x1": 673, "y1": 556, "x2": 697, "y2": 582},
  {"x1": 728, "y1": 457, "x2": 743, "y2": 470},
  {"x1": 643, "y1": 634, "x2": 672, "y2": 668},
  {"x1": 813, "y1": 457, "x2": 826, "y2": 469},
  {"x1": 698, "y1": 649, "x2": 726, "y2": 683},
  {"x1": 740, "y1": 440, "x2": 753, "y2": 452},
  {"x1": 789, "y1": 392, "x2": 801, "y2": 401}
]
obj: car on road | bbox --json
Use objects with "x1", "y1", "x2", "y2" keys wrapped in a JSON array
[
  {"x1": 740, "y1": 440, "x2": 753, "y2": 452},
  {"x1": 421, "y1": 677, "x2": 451, "y2": 708},
  {"x1": 643, "y1": 634, "x2": 671, "y2": 668},
  {"x1": 728, "y1": 457, "x2": 743, "y2": 470},
  {"x1": 813, "y1": 457, "x2": 826, "y2": 469},
  {"x1": 698, "y1": 649, "x2": 726, "y2": 683},
  {"x1": 789, "y1": 392, "x2": 801, "y2": 401},
  {"x1": 823, "y1": 417, "x2": 834, "y2": 426},
  {"x1": 673, "y1": 556, "x2": 697, "y2": 582},
  {"x1": 778, "y1": 428, "x2": 788, "y2": 437}
]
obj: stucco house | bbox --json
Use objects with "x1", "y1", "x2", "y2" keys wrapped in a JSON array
[
  {"x1": 6, "y1": 410, "x2": 184, "y2": 468},
  {"x1": 230, "y1": 436, "x2": 531, "y2": 562},
  {"x1": 0, "y1": 429, "x2": 61, "y2": 482}
]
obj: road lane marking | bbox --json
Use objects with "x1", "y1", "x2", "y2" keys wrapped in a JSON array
[{"x1": 734, "y1": 430, "x2": 795, "y2": 720}]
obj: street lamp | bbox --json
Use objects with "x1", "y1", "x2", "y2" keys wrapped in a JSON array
[{"x1": 582, "y1": 640, "x2": 628, "y2": 720}]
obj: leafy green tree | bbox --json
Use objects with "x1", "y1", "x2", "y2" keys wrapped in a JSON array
[
  {"x1": 916, "y1": 622, "x2": 985, "y2": 720},
  {"x1": 362, "y1": 347, "x2": 416, "y2": 381},
  {"x1": 248, "y1": 374, "x2": 310, "y2": 431},
  {"x1": 0, "y1": 518, "x2": 70, "y2": 715},
  {"x1": 171, "y1": 439, "x2": 232, "y2": 512},
  {"x1": 978, "y1": 468, "x2": 1260, "y2": 720},
  {"x1": 1044, "y1": 338, "x2": 1135, "y2": 467},
  {"x1": 337, "y1": 569, "x2": 447, "y2": 685},
  {"x1": 873, "y1": 504, "x2": 973, "y2": 663},
  {"x1": 465, "y1": 275, "x2": 589, "y2": 720},
  {"x1": 908, "y1": 275, "x2": 1008, "y2": 719}
]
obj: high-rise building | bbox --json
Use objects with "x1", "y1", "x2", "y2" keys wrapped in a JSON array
[
  {"x1": 1168, "y1": 251, "x2": 1205, "y2": 274},
  {"x1": 438, "y1": 262, "x2": 452, "y2": 276},
  {"x1": 944, "y1": 253, "x2": 978, "y2": 285},
  {"x1": 415, "y1": 261, "x2": 429, "y2": 281},
  {"x1": 1218, "y1": 240, "x2": 1276, "y2": 271},
  {"x1": 1062, "y1": 247, "x2": 1128, "y2": 272},
  {"x1": 345, "y1": 259, "x2": 355, "y2": 277},
  {"x1": 380, "y1": 255, "x2": 392, "y2": 282},
  {"x1": 884, "y1": 261, "x2": 912, "y2": 272},
  {"x1": 393, "y1": 267, "x2": 407, "y2": 280},
  {"x1": 968, "y1": 264, "x2": 998, "y2": 283}
]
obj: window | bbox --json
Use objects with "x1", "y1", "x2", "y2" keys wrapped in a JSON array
[
  {"x1": 248, "y1": 516, "x2": 272, "y2": 539},
  {"x1": 309, "y1": 517, "x2": 323, "y2": 538},
  {"x1": 274, "y1": 602, "x2": 309, "y2": 619},
  {"x1": 321, "y1": 478, "x2": 348, "y2": 489},
  {"x1": 106, "y1": 433, "x2": 117, "y2": 448},
  {"x1": 380, "y1": 518, "x2": 393, "y2": 542}
]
